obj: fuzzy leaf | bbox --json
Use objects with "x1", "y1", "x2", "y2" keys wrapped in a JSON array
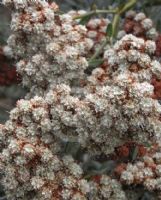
[
  {"x1": 106, "y1": 23, "x2": 113, "y2": 37},
  {"x1": 130, "y1": 146, "x2": 139, "y2": 162},
  {"x1": 88, "y1": 59, "x2": 104, "y2": 67},
  {"x1": 79, "y1": 15, "x2": 92, "y2": 25}
]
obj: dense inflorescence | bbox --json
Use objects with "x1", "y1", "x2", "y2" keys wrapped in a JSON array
[
  {"x1": 1, "y1": 0, "x2": 161, "y2": 199},
  {"x1": 2, "y1": 34, "x2": 161, "y2": 155},
  {"x1": 123, "y1": 11, "x2": 158, "y2": 40},
  {"x1": 0, "y1": 89, "x2": 127, "y2": 199},
  {"x1": 83, "y1": 34, "x2": 161, "y2": 154},
  {"x1": 3, "y1": 0, "x2": 93, "y2": 97},
  {"x1": 116, "y1": 142, "x2": 161, "y2": 198},
  {"x1": 0, "y1": 95, "x2": 86, "y2": 200},
  {"x1": 122, "y1": 11, "x2": 161, "y2": 58},
  {"x1": 68, "y1": 10, "x2": 111, "y2": 51},
  {"x1": 85, "y1": 18, "x2": 111, "y2": 55}
]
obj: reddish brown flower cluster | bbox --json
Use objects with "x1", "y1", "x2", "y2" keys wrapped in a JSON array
[
  {"x1": 155, "y1": 34, "x2": 161, "y2": 57},
  {"x1": 0, "y1": 47, "x2": 20, "y2": 86},
  {"x1": 123, "y1": 12, "x2": 161, "y2": 58},
  {"x1": 86, "y1": 18, "x2": 110, "y2": 44},
  {"x1": 115, "y1": 141, "x2": 147, "y2": 160},
  {"x1": 151, "y1": 77, "x2": 161, "y2": 100},
  {"x1": 124, "y1": 15, "x2": 145, "y2": 38},
  {"x1": 113, "y1": 142, "x2": 160, "y2": 179},
  {"x1": 113, "y1": 142, "x2": 147, "y2": 177}
]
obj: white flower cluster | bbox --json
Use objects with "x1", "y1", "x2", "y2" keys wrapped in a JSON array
[
  {"x1": 85, "y1": 34, "x2": 161, "y2": 154},
  {"x1": 0, "y1": 96, "x2": 89, "y2": 200},
  {"x1": 67, "y1": 10, "x2": 111, "y2": 57},
  {"x1": 1, "y1": 75, "x2": 161, "y2": 198},
  {"x1": 3, "y1": 0, "x2": 161, "y2": 155},
  {"x1": 120, "y1": 143, "x2": 161, "y2": 195},
  {"x1": 89, "y1": 175, "x2": 127, "y2": 199},
  {"x1": 3, "y1": 0, "x2": 93, "y2": 96},
  {"x1": 0, "y1": 93, "x2": 128, "y2": 199},
  {"x1": 68, "y1": 10, "x2": 111, "y2": 51}
]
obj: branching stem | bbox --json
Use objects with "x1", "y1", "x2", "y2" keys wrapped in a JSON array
[
  {"x1": 87, "y1": 0, "x2": 138, "y2": 64},
  {"x1": 73, "y1": 9, "x2": 117, "y2": 20}
]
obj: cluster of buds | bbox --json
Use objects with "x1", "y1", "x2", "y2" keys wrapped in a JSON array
[
  {"x1": 86, "y1": 18, "x2": 110, "y2": 53},
  {"x1": 123, "y1": 11, "x2": 161, "y2": 57},
  {"x1": 68, "y1": 10, "x2": 110, "y2": 44},
  {"x1": 123, "y1": 11, "x2": 158, "y2": 40},
  {"x1": 68, "y1": 10, "x2": 111, "y2": 56}
]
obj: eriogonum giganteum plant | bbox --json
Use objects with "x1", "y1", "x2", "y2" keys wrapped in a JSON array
[{"x1": 1, "y1": 0, "x2": 161, "y2": 199}]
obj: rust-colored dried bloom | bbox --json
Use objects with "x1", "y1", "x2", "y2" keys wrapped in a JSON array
[
  {"x1": 155, "y1": 34, "x2": 161, "y2": 57},
  {"x1": 123, "y1": 11, "x2": 158, "y2": 40},
  {"x1": 122, "y1": 11, "x2": 161, "y2": 58},
  {"x1": 151, "y1": 76, "x2": 161, "y2": 100},
  {"x1": 0, "y1": 46, "x2": 20, "y2": 86},
  {"x1": 115, "y1": 142, "x2": 147, "y2": 159}
]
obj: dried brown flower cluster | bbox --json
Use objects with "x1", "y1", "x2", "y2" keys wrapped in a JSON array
[{"x1": 0, "y1": 46, "x2": 20, "y2": 86}]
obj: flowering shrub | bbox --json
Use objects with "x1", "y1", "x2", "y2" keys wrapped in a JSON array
[{"x1": 1, "y1": 0, "x2": 161, "y2": 199}]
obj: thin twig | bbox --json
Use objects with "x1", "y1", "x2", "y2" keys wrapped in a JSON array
[
  {"x1": 88, "y1": 39, "x2": 109, "y2": 64},
  {"x1": 80, "y1": 0, "x2": 138, "y2": 65},
  {"x1": 73, "y1": 9, "x2": 117, "y2": 20}
]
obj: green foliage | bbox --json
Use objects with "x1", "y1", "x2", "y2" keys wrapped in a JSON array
[
  {"x1": 88, "y1": 59, "x2": 104, "y2": 67},
  {"x1": 130, "y1": 146, "x2": 139, "y2": 162},
  {"x1": 106, "y1": 23, "x2": 113, "y2": 37},
  {"x1": 84, "y1": 160, "x2": 116, "y2": 179},
  {"x1": 79, "y1": 15, "x2": 92, "y2": 25}
]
